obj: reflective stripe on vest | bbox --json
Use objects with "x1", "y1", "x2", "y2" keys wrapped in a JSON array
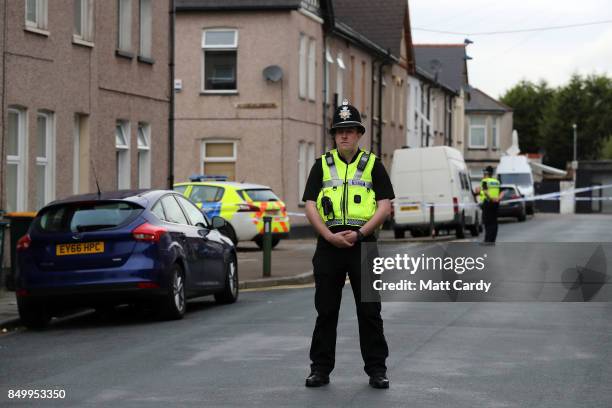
[{"x1": 317, "y1": 149, "x2": 377, "y2": 227}]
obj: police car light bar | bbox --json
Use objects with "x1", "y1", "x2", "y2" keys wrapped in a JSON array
[{"x1": 188, "y1": 174, "x2": 229, "y2": 182}]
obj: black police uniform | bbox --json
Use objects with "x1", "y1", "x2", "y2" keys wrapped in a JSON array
[
  {"x1": 302, "y1": 142, "x2": 394, "y2": 377},
  {"x1": 481, "y1": 183, "x2": 499, "y2": 243}
]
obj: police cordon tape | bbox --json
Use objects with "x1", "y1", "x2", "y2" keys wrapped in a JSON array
[{"x1": 286, "y1": 183, "x2": 612, "y2": 215}]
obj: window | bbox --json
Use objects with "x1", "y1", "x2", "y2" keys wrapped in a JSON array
[
  {"x1": 336, "y1": 53, "x2": 345, "y2": 105},
  {"x1": 308, "y1": 38, "x2": 316, "y2": 101},
  {"x1": 26, "y1": 0, "x2": 48, "y2": 31},
  {"x1": 161, "y1": 196, "x2": 189, "y2": 225},
  {"x1": 201, "y1": 141, "x2": 236, "y2": 180},
  {"x1": 6, "y1": 108, "x2": 27, "y2": 212},
  {"x1": 381, "y1": 75, "x2": 388, "y2": 122},
  {"x1": 202, "y1": 29, "x2": 238, "y2": 92},
  {"x1": 137, "y1": 123, "x2": 151, "y2": 188},
  {"x1": 36, "y1": 111, "x2": 55, "y2": 210},
  {"x1": 469, "y1": 116, "x2": 487, "y2": 148},
  {"x1": 324, "y1": 46, "x2": 333, "y2": 105},
  {"x1": 176, "y1": 195, "x2": 207, "y2": 226},
  {"x1": 298, "y1": 34, "x2": 308, "y2": 98},
  {"x1": 398, "y1": 80, "x2": 405, "y2": 126},
  {"x1": 118, "y1": 0, "x2": 132, "y2": 52},
  {"x1": 152, "y1": 201, "x2": 166, "y2": 221},
  {"x1": 492, "y1": 117, "x2": 499, "y2": 149},
  {"x1": 73, "y1": 114, "x2": 89, "y2": 194},
  {"x1": 139, "y1": 0, "x2": 152, "y2": 59},
  {"x1": 74, "y1": 0, "x2": 94, "y2": 43},
  {"x1": 298, "y1": 142, "x2": 315, "y2": 203},
  {"x1": 116, "y1": 120, "x2": 130, "y2": 189},
  {"x1": 190, "y1": 185, "x2": 223, "y2": 203}
]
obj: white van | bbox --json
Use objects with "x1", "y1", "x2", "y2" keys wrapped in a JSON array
[
  {"x1": 390, "y1": 146, "x2": 481, "y2": 239},
  {"x1": 496, "y1": 155, "x2": 535, "y2": 214}
]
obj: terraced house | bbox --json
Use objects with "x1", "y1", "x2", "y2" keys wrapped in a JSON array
[
  {"x1": 173, "y1": 0, "x2": 416, "y2": 224},
  {"x1": 1, "y1": 0, "x2": 172, "y2": 213}
]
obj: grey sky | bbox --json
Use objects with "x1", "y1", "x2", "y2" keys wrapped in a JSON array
[{"x1": 409, "y1": 0, "x2": 612, "y2": 98}]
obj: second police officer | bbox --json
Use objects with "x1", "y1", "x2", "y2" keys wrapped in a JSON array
[
  {"x1": 479, "y1": 165, "x2": 502, "y2": 244},
  {"x1": 302, "y1": 99, "x2": 394, "y2": 389}
]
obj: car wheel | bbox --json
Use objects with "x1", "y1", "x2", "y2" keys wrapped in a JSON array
[
  {"x1": 455, "y1": 212, "x2": 466, "y2": 239},
  {"x1": 255, "y1": 236, "x2": 280, "y2": 250},
  {"x1": 220, "y1": 223, "x2": 238, "y2": 247},
  {"x1": 394, "y1": 228, "x2": 405, "y2": 239},
  {"x1": 518, "y1": 208, "x2": 527, "y2": 222},
  {"x1": 17, "y1": 297, "x2": 51, "y2": 330},
  {"x1": 215, "y1": 254, "x2": 239, "y2": 304},
  {"x1": 159, "y1": 263, "x2": 186, "y2": 320}
]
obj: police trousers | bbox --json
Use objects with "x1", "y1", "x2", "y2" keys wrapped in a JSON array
[
  {"x1": 309, "y1": 242, "x2": 389, "y2": 376},
  {"x1": 482, "y1": 201, "x2": 499, "y2": 243}
]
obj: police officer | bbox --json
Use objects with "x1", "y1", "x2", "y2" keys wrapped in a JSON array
[
  {"x1": 479, "y1": 165, "x2": 501, "y2": 244},
  {"x1": 302, "y1": 100, "x2": 394, "y2": 389}
]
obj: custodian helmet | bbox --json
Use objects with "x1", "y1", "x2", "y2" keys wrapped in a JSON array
[{"x1": 330, "y1": 99, "x2": 366, "y2": 135}]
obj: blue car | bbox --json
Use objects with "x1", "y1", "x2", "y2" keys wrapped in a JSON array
[{"x1": 15, "y1": 189, "x2": 238, "y2": 329}]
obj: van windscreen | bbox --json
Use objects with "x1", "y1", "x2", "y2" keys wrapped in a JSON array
[{"x1": 499, "y1": 173, "x2": 532, "y2": 187}]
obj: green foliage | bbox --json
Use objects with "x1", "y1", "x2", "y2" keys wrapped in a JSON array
[
  {"x1": 500, "y1": 80, "x2": 555, "y2": 154},
  {"x1": 501, "y1": 74, "x2": 612, "y2": 168}
]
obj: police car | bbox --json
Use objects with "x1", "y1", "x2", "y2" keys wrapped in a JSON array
[{"x1": 174, "y1": 176, "x2": 290, "y2": 249}]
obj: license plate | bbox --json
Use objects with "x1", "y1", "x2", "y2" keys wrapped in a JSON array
[
  {"x1": 400, "y1": 205, "x2": 419, "y2": 211},
  {"x1": 56, "y1": 242, "x2": 105, "y2": 256}
]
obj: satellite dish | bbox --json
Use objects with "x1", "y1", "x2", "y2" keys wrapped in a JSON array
[{"x1": 263, "y1": 65, "x2": 283, "y2": 82}]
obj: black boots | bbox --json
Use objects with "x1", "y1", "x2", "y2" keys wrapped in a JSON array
[
  {"x1": 305, "y1": 372, "x2": 330, "y2": 387},
  {"x1": 369, "y1": 373, "x2": 390, "y2": 389}
]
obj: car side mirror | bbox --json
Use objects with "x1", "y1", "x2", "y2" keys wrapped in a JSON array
[
  {"x1": 195, "y1": 222, "x2": 207, "y2": 229},
  {"x1": 211, "y1": 216, "x2": 227, "y2": 230}
]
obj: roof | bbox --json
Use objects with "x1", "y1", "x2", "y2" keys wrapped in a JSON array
[
  {"x1": 44, "y1": 189, "x2": 169, "y2": 207},
  {"x1": 333, "y1": 0, "x2": 408, "y2": 60},
  {"x1": 176, "y1": 0, "x2": 301, "y2": 11},
  {"x1": 413, "y1": 44, "x2": 469, "y2": 94},
  {"x1": 175, "y1": 181, "x2": 272, "y2": 190},
  {"x1": 466, "y1": 87, "x2": 512, "y2": 113}
]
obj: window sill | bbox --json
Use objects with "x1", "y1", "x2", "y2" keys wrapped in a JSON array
[
  {"x1": 115, "y1": 49, "x2": 134, "y2": 59},
  {"x1": 200, "y1": 90, "x2": 238, "y2": 95},
  {"x1": 24, "y1": 26, "x2": 50, "y2": 37},
  {"x1": 138, "y1": 55, "x2": 155, "y2": 65},
  {"x1": 298, "y1": 202, "x2": 305, "y2": 208},
  {"x1": 467, "y1": 146, "x2": 488, "y2": 150},
  {"x1": 72, "y1": 36, "x2": 94, "y2": 48}
]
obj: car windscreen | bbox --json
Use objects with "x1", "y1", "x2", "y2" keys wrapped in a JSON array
[
  {"x1": 500, "y1": 187, "x2": 519, "y2": 198},
  {"x1": 240, "y1": 189, "x2": 279, "y2": 202},
  {"x1": 35, "y1": 201, "x2": 143, "y2": 233},
  {"x1": 498, "y1": 173, "x2": 532, "y2": 187}
]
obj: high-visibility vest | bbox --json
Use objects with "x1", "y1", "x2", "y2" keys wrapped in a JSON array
[
  {"x1": 316, "y1": 149, "x2": 377, "y2": 228},
  {"x1": 479, "y1": 177, "x2": 500, "y2": 202}
]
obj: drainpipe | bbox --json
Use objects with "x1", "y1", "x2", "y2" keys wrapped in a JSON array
[
  {"x1": 1, "y1": 0, "x2": 7, "y2": 207},
  {"x1": 448, "y1": 95, "x2": 453, "y2": 147},
  {"x1": 376, "y1": 61, "x2": 384, "y2": 157},
  {"x1": 167, "y1": 0, "x2": 176, "y2": 189},
  {"x1": 322, "y1": 34, "x2": 328, "y2": 153},
  {"x1": 425, "y1": 84, "x2": 431, "y2": 146}
]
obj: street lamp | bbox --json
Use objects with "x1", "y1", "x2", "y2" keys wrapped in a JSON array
[
  {"x1": 572, "y1": 123, "x2": 578, "y2": 171},
  {"x1": 572, "y1": 123, "x2": 577, "y2": 162}
]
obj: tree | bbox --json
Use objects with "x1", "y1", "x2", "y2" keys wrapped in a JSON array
[
  {"x1": 539, "y1": 74, "x2": 612, "y2": 168},
  {"x1": 500, "y1": 80, "x2": 555, "y2": 154}
]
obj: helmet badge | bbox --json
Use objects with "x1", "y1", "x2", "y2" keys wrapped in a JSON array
[{"x1": 339, "y1": 99, "x2": 351, "y2": 120}]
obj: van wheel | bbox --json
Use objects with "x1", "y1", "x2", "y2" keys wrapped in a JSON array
[
  {"x1": 158, "y1": 264, "x2": 186, "y2": 320},
  {"x1": 215, "y1": 254, "x2": 239, "y2": 304},
  {"x1": 455, "y1": 212, "x2": 466, "y2": 239},
  {"x1": 394, "y1": 228, "x2": 405, "y2": 239},
  {"x1": 17, "y1": 298, "x2": 51, "y2": 330}
]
